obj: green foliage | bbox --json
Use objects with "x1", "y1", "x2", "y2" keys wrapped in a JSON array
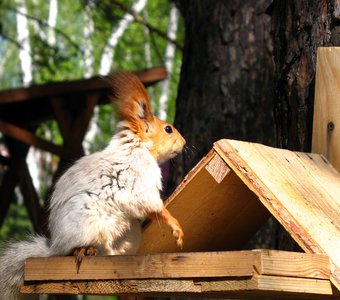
[
  {"x1": 87, "y1": 104, "x2": 118, "y2": 153},
  {"x1": 0, "y1": 202, "x2": 33, "y2": 244}
]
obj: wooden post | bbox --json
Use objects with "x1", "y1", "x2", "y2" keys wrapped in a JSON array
[{"x1": 312, "y1": 47, "x2": 340, "y2": 172}]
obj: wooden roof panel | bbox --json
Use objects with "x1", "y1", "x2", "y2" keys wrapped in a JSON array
[
  {"x1": 138, "y1": 150, "x2": 270, "y2": 254},
  {"x1": 140, "y1": 139, "x2": 340, "y2": 289}
]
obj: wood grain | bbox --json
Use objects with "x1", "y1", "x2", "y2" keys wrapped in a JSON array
[
  {"x1": 214, "y1": 139, "x2": 340, "y2": 289},
  {"x1": 21, "y1": 250, "x2": 337, "y2": 299},
  {"x1": 139, "y1": 150, "x2": 270, "y2": 253},
  {"x1": 312, "y1": 47, "x2": 340, "y2": 172},
  {"x1": 258, "y1": 250, "x2": 330, "y2": 279},
  {"x1": 24, "y1": 251, "x2": 257, "y2": 281},
  {"x1": 21, "y1": 277, "x2": 337, "y2": 299}
]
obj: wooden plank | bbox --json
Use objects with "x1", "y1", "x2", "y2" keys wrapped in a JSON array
[
  {"x1": 21, "y1": 279, "x2": 202, "y2": 297},
  {"x1": 205, "y1": 151, "x2": 231, "y2": 183},
  {"x1": 200, "y1": 276, "x2": 336, "y2": 298},
  {"x1": 0, "y1": 120, "x2": 64, "y2": 157},
  {"x1": 214, "y1": 139, "x2": 340, "y2": 289},
  {"x1": 24, "y1": 251, "x2": 257, "y2": 281},
  {"x1": 139, "y1": 151, "x2": 270, "y2": 253},
  {"x1": 312, "y1": 47, "x2": 340, "y2": 172},
  {"x1": 51, "y1": 96, "x2": 72, "y2": 139},
  {"x1": 21, "y1": 277, "x2": 338, "y2": 299},
  {"x1": 23, "y1": 250, "x2": 335, "y2": 298},
  {"x1": 255, "y1": 250, "x2": 330, "y2": 279},
  {"x1": 0, "y1": 66, "x2": 166, "y2": 104},
  {"x1": 255, "y1": 275, "x2": 334, "y2": 295},
  {"x1": 24, "y1": 250, "x2": 330, "y2": 282}
]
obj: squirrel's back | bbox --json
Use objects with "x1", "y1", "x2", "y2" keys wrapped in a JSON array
[{"x1": 47, "y1": 130, "x2": 163, "y2": 257}]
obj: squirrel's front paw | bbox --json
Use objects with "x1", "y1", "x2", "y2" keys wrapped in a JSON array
[
  {"x1": 171, "y1": 223, "x2": 184, "y2": 249},
  {"x1": 149, "y1": 208, "x2": 184, "y2": 249}
]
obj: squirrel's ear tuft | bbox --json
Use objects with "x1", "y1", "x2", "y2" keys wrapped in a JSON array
[
  {"x1": 109, "y1": 72, "x2": 154, "y2": 133},
  {"x1": 136, "y1": 99, "x2": 148, "y2": 120}
]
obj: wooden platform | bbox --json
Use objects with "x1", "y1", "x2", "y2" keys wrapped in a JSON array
[
  {"x1": 21, "y1": 139, "x2": 340, "y2": 298},
  {"x1": 21, "y1": 250, "x2": 340, "y2": 299}
]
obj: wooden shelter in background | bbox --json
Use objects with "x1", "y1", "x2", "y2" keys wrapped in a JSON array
[
  {"x1": 20, "y1": 48, "x2": 340, "y2": 299},
  {"x1": 0, "y1": 66, "x2": 167, "y2": 231}
]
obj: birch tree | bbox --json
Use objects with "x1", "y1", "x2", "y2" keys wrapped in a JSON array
[
  {"x1": 83, "y1": 1, "x2": 94, "y2": 79},
  {"x1": 99, "y1": 0, "x2": 148, "y2": 75},
  {"x1": 158, "y1": 4, "x2": 179, "y2": 121},
  {"x1": 15, "y1": 0, "x2": 32, "y2": 86},
  {"x1": 47, "y1": 0, "x2": 57, "y2": 46}
]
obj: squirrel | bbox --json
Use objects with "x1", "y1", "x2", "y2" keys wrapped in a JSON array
[{"x1": 0, "y1": 72, "x2": 185, "y2": 300}]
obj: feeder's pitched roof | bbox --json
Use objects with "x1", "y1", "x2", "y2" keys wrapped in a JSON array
[{"x1": 139, "y1": 139, "x2": 340, "y2": 289}]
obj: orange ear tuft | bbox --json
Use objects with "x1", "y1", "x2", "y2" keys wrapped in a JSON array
[{"x1": 109, "y1": 72, "x2": 154, "y2": 134}]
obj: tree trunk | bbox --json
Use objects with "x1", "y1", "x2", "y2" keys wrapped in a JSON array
[
  {"x1": 168, "y1": 0, "x2": 275, "y2": 193},
  {"x1": 169, "y1": 0, "x2": 340, "y2": 252},
  {"x1": 271, "y1": 0, "x2": 340, "y2": 151}
]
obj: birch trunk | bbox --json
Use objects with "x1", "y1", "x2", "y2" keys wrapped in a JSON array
[
  {"x1": 158, "y1": 4, "x2": 179, "y2": 121},
  {"x1": 99, "y1": 0, "x2": 148, "y2": 75},
  {"x1": 83, "y1": 2, "x2": 94, "y2": 79},
  {"x1": 47, "y1": 0, "x2": 57, "y2": 46},
  {"x1": 16, "y1": 0, "x2": 32, "y2": 86}
]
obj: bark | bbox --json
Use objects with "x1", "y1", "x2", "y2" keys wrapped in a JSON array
[
  {"x1": 271, "y1": 0, "x2": 340, "y2": 151},
  {"x1": 170, "y1": 0, "x2": 340, "y2": 251},
  {"x1": 168, "y1": 0, "x2": 275, "y2": 192}
]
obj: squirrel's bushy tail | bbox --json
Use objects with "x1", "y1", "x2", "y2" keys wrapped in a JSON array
[{"x1": 0, "y1": 235, "x2": 50, "y2": 300}]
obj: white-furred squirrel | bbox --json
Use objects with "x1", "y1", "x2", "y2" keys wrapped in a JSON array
[{"x1": 0, "y1": 72, "x2": 185, "y2": 299}]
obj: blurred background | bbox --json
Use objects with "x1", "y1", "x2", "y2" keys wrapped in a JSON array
[{"x1": 0, "y1": 0, "x2": 183, "y2": 246}]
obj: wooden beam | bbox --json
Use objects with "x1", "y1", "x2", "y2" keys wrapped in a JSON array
[
  {"x1": 19, "y1": 162, "x2": 44, "y2": 232},
  {"x1": 0, "y1": 120, "x2": 64, "y2": 157},
  {"x1": 312, "y1": 47, "x2": 340, "y2": 172},
  {"x1": 51, "y1": 96, "x2": 72, "y2": 139},
  {"x1": 51, "y1": 92, "x2": 98, "y2": 145},
  {"x1": 69, "y1": 91, "x2": 99, "y2": 146},
  {"x1": 257, "y1": 250, "x2": 330, "y2": 279},
  {"x1": 24, "y1": 251, "x2": 258, "y2": 281},
  {"x1": 21, "y1": 250, "x2": 336, "y2": 299},
  {"x1": 0, "y1": 139, "x2": 29, "y2": 228},
  {"x1": 0, "y1": 66, "x2": 167, "y2": 104},
  {"x1": 21, "y1": 277, "x2": 337, "y2": 299}
]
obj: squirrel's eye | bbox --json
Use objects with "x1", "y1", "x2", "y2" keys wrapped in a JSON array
[{"x1": 164, "y1": 125, "x2": 173, "y2": 134}]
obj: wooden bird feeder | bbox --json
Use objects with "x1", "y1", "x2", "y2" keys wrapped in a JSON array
[{"x1": 21, "y1": 48, "x2": 340, "y2": 299}]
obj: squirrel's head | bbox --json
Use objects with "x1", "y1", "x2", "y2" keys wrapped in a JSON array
[{"x1": 110, "y1": 72, "x2": 186, "y2": 164}]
